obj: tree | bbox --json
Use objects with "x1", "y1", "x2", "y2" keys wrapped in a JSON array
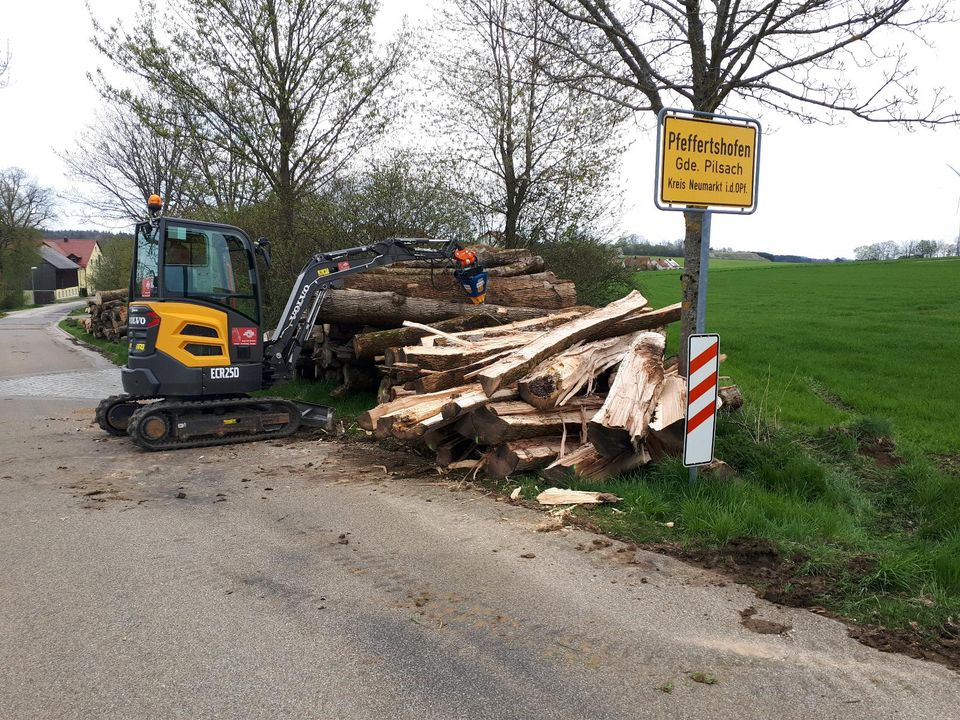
[
  {"x1": 0, "y1": 168, "x2": 55, "y2": 307},
  {"x1": 320, "y1": 150, "x2": 477, "y2": 247},
  {"x1": 546, "y1": 0, "x2": 959, "y2": 363},
  {"x1": 92, "y1": 0, "x2": 407, "y2": 301},
  {"x1": 89, "y1": 237, "x2": 135, "y2": 292},
  {"x1": 0, "y1": 42, "x2": 10, "y2": 89},
  {"x1": 432, "y1": 0, "x2": 627, "y2": 248},
  {"x1": 61, "y1": 99, "x2": 192, "y2": 224}
]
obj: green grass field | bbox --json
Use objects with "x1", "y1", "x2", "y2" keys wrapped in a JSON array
[{"x1": 634, "y1": 257, "x2": 960, "y2": 455}]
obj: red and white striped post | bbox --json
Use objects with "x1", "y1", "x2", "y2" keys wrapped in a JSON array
[{"x1": 683, "y1": 333, "x2": 720, "y2": 471}]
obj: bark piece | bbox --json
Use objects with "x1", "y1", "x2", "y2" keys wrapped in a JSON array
[
  {"x1": 542, "y1": 442, "x2": 650, "y2": 482},
  {"x1": 475, "y1": 290, "x2": 650, "y2": 395}
]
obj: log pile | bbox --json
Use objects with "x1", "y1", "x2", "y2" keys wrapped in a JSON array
[
  {"x1": 83, "y1": 289, "x2": 129, "y2": 341},
  {"x1": 301, "y1": 246, "x2": 580, "y2": 395},
  {"x1": 355, "y1": 290, "x2": 722, "y2": 482}
]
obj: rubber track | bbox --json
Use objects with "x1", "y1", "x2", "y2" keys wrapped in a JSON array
[
  {"x1": 127, "y1": 396, "x2": 301, "y2": 451},
  {"x1": 95, "y1": 394, "x2": 159, "y2": 436}
]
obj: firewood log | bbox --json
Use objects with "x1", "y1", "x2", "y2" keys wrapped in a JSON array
[
  {"x1": 587, "y1": 332, "x2": 666, "y2": 458},
  {"x1": 474, "y1": 290, "x2": 651, "y2": 395},
  {"x1": 440, "y1": 387, "x2": 518, "y2": 419},
  {"x1": 456, "y1": 399, "x2": 601, "y2": 445},
  {"x1": 412, "y1": 350, "x2": 514, "y2": 393},
  {"x1": 486, "y1": 437, "x2": 580, "y2": 478},
  {"x1": 518, "y1": 332, "x2": 644, "y2": 409},
  {"x1": 374, "y1": 384, "x2": 483, "y2": 439},
  {"x1": 352, "y1": 315, "x2": 500, "y2": 359}
]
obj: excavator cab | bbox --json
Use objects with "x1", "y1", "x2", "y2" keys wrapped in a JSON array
[{"x1": 123, "y1": 217, "x2": 266, "y2": 398}]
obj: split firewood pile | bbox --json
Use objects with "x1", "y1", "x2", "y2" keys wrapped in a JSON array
[
  {"x1": 302, "y1": 246, "x2": 581, "y2": 397},
  {"x1": 82, "y1": 289, "x2": 129, "y2": 341},
  {"x1": 355, "y1": 289, "x2": 738, "y2": 482}
]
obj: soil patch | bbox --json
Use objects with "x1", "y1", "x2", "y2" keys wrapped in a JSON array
[
  {"x1": 642, "y1": 536, "x2": 960, "y2": 673},
  {"x1": 848, "y1": 622, "x2": 960, "y2": 671},
  {"x1": 858, "y1": 437, "x2": 902, "y2": 468},
  {"x1": 739, "y1": 606, "x2": 791, "y2": 635}
]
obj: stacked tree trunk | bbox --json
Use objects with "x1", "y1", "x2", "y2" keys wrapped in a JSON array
[
  {"x1": 357, "y1": 290, "x2": 718, "y2": 482},
  {"x1": 84, "y1": 289, "x2": 129, "y2": 341},
  {"x1": 302, "y1": 246, "x2": 580, "y2": 395}
]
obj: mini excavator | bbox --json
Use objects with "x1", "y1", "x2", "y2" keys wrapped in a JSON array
[{"x1": 96, "y1": 195, "x2": 488, "y2": 450}]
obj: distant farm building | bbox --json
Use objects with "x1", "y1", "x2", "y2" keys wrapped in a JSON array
[{"x1": 42, "y1": 238, "x2": 103, "y2": 295}]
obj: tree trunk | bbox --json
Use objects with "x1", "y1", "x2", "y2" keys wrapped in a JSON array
[
  {"x1": 679, "y1": 210, "x2": 703, "y2": 371},
  {"x1": 342, "y1": 271, "x2": 576, "y2": 309},
  {"x1": 317, "y1": 289, "x2": 553, "y2": 326},
  {"x1": 94, "y1": 289, "x2": 128, "y2": 305}
]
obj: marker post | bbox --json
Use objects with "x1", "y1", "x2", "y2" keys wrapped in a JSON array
[{"x1": 689, "y1": 211, "x2": 711, "y2": 485}]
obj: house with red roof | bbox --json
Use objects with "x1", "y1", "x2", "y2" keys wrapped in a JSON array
[{"x1": 41, "y1": 238, "x2": 104, "y2": 295}]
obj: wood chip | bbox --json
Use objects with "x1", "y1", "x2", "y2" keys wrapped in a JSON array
[{"x1": 535, "y1": 487, "x2": 622, "y2": 505}]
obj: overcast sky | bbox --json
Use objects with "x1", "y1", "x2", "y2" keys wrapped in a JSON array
[{"x1": 1, "y1": 0, "x2": 958, "y2": 258}]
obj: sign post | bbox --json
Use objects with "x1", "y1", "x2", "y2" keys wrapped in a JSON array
[{"x1": 653, "y1": 108, "x2": 760, "y2": 481}]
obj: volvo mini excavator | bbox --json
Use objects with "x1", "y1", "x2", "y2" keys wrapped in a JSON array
[{"x1": 96, "y1": 195, "x2": 488, "y2": 450}]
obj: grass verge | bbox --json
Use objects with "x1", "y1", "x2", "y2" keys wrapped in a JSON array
[
  {"x1": 478, "y1": 411, "x2": 960, "y2": 669},
  {"x1": 257, "y1": 379, "x2": 377, "y2": 426},
  {"x1": 59, "y1": 318, "x2": 129, "y2": 365}
]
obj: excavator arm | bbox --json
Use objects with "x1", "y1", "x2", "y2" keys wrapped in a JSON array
[{"x1": 263, "y1": 237, "x2": 483, "y2": 385}]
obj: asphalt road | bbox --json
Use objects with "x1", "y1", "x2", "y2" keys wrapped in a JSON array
[{"x1": 0, "y1": 305, "x2": 957, "y2": 719}]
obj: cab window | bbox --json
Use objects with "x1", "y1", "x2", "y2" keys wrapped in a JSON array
[{"x1": 163, "y1": 224, "x2": 258, "y2": 322}]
